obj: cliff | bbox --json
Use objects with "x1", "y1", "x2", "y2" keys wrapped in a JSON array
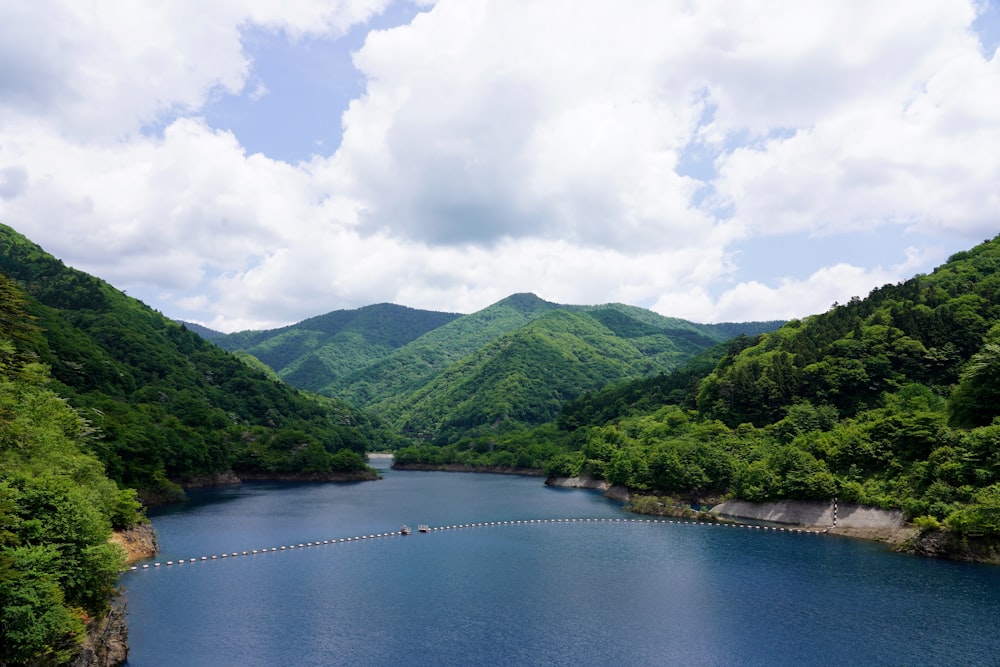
[
  {"x1": 72, "y1": 524, "x2": 159, "y2": 667},
  {"x1": 71, "y1": 596, "x2": 128, "y2": 667},
  {"x1": 110, "y1": 523, "x2": 158, "y2": 564}
]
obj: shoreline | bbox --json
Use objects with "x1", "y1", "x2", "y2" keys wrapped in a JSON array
[
  {"x1": 391, "y1": 461, "x2": 545, "y2": 476},
  {"x1": 545, "y1": 477, "x2": 1000, "y2": 564},
  {"x1": 709, "y1": 498, "x2": 918, "y2": 547},
  {"x1": 140, "y1": 467, "x2": 382, "y2": 506}
]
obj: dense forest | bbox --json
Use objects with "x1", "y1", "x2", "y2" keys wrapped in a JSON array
[
  {"x1": 216, "y1": 292, "x2": 782, "y2": 443},
  {"x1": 212, "y1": 303, "x2": 462, "y2": 394},
  {"x1": 396, "y1": 237, "x2": 1000, "y2": 539},
  {"x1": 0, "y1": 225, "x2": 381, "y2": 502},
  {"x1": 0, "y1": 272, "x2": 143, "y2": 663}
]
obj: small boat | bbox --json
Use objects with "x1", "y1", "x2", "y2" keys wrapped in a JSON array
[
  {"x1": 418, "y1": 524, "x2": 430, "y2": 533},
  {"x1": 400, "y1": 525, "x2": 412, "y2": 535}
]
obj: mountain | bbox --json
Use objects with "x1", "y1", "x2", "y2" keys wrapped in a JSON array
[
  {"x1": 0, "y1": 224, "x2": 381, "y2": 501},
  {"x1": 333, "y1": 293, "x2": 566, "y2": 408},
  {"x1": 380, "y1": 306, "x2": 774, "y2": 443},
  {"x1": 212, "y1": 303, "x2": 461, "y2": 393},
  {"x1": 214, "y1": 292, "x2": 782, "y2": 443},
  {"x1": 430, "y1": 235, "x2": 1000, "y2": 545},
  {"x1": 177, "y1": 320, "x2": 224, "y2": 339}
]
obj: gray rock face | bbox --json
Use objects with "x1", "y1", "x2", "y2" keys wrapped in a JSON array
[{"x1": 72, "y1": 595, "x2": 128, "y2": 667}]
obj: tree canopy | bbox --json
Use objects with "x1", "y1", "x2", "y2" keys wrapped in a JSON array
[
  {"x1": 404, "y1": 236, "x2": 1000, "y2": 539},
  {"x1": 0, "y1": 224, "x2": 380, "y2": 501},
  {"x1": 0, "y1": 272, "x2": 142, "y2": 664}
]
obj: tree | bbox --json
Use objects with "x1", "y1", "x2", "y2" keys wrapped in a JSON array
[{"x1": 950, "y1": 342, "x2": 1000, "y2": 427}]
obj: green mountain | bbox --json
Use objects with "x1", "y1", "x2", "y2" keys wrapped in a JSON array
[
  {"x1": 214, "y1": 292, "x2": 781, "y2": 443},
  {"x1": 0, "y1": 224, "x2": 380, "y2": 501},
  {"x1": 381, "y1": 307, "x2": 762, "y2": 443},
  {"x1": 438, "y1": 236, "x2": 1000, "y2": 545},
  {"x1": 213, "y1": 303, "x2": 461, "y2": 393},
  {"x1": 334, "y1": 293, "x2": 566, "y2": 408}
]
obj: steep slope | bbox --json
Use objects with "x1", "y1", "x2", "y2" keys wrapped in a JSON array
[
  {"x1": 383, "y1": 309, "x2": 654, "y2": 441},
  {"x1": 211, "y1": 292, "x2": 783, "y2": 444},
  {"x1": 0, "y1": 224, "x2": 379, "y2": 499},
  {"x1": 0, "y1": 272, "x2": 143, "y2": 664},
  {"x1": 332, "y1": 292, "x2": 564, "y2": 407},
  {"x1": 213, "y1": 303, "x2": 461, "y2": 393},
  {"x1": 378, "y1": 306, "x2": 776, "y2": 443},
  {"x1": 516, "y1": 235, "x2": 1000, "y2": 544}
]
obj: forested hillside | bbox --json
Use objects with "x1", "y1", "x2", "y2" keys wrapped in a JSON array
[
  {"x1": 0, "y1": 225, "x2": 380, "y2": 502},
  {"x1": 398, "y1": 237, "x2": 1000, "y2": 541},
  {"x1": 248, "y1": 292, "x2": 566, "y2": 406},
  {"x1": 0, "y1": 272, "x2": 143, "y2": 663},
  {"x1": 212, "y1": 303, "x2": 461, "y2": 393},
  {"x1": 216, "y1": 292, "x2": 781, "y2": 443},
  {"x1": 380, "y1": 307, "x2": 752, "y2": 443}
]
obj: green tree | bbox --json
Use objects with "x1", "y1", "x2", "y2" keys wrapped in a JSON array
[{"x1": 950, "y1": 342, "x2": 1000, "y2": 427}]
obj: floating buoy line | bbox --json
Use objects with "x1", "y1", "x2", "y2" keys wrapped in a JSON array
[{"x1": 123, "y1": 516, "x2": 829, "y2": 574}]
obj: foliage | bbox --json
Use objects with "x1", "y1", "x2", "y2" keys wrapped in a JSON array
[
  {"x1": 213, "y1": 303, "x2": 461, "y2": 393},
  {"x1": 0, "y1": 224, "x2": 380, "y2": 497},
  {"x1": 411, "y1": 235, "x2": 1000, "y2": 538},
  {"x1": 0, "y1": 271, "x2": 138, "y2": 664},
  {"x1": 214, "y1": 293, "x2": 782, "y2": 445}
]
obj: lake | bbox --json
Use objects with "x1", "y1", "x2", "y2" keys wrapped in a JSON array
[{"x1": 122, "y1": 457, "x2": 1000, "y2": 666}]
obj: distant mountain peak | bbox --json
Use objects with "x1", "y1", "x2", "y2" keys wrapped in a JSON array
[{"x1": 494, "y1": 292, "x2": 559, "y2": 311}]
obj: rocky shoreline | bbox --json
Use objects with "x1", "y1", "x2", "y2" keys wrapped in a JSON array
[
  {"x1": 72, "y1": 596, "x2": 129, "y2": 667},
  {"x1": 110, "y1": 522, "x2": 159, "y2": 563},
  {"x1": 545, "y1": 477, "x2": 1000, "y2": 564},
  {"x1": 544, "y1": 476, "x2": 632, "y2": 500},
  {"x1": 75, "y1": 524, "x2": 160, "y2": 667}
]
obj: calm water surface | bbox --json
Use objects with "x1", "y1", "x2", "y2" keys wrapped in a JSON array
[{"x1": 123, "y1": 458, "x2": 1000, "y2": 666}]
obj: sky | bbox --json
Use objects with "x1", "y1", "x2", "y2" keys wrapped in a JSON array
[{"x1": 1, "y1": 1, "x2": 999, "y2": 332}]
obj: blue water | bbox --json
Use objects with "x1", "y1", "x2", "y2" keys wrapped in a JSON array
[{"x1": 123, "y1": 458, "x2": 1000, "y2": 666}]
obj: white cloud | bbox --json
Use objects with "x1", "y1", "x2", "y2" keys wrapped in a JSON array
[
  {"x1": 0, "y1": 0, "x2": 391, "y2": 139},
  {"x1": 710, "y1": 2, "x2": 1000, "y2": 239},
  {"x1": 1, "y1": 117, "x2": 324, "y2": 289},
  {"x1": 1, "y1": 0, "x2": 999, "y2": 332}
]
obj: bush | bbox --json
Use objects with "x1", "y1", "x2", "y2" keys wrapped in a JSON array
[{"x1": 912, "y1": 515, "x2": 941, "y2": 532}]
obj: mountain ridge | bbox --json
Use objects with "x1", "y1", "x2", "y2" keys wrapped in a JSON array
[{"x1": 211, "y1": 291, "x2": 783, "y2": 442}]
